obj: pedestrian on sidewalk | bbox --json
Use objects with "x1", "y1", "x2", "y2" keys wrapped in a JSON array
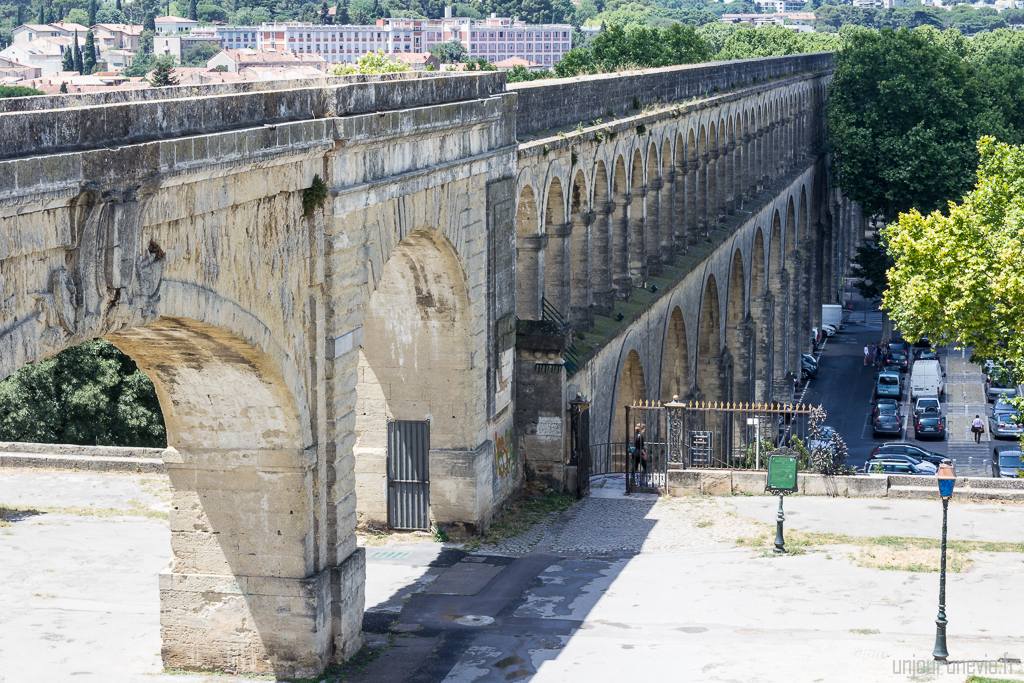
[
  {"x1": 875, "y1": 345, "x2": 884, "y2": 368},
  {"x1": 863, "y1": 344, "x2": 870, "y2": 366},
  {"x1": 971, "y1": 415, "x2": 985, "y2": 443},
  {"x1": 869, "y1": 344, "x2": 877, "y2": 367}
]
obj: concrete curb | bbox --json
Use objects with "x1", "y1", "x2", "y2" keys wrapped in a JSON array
[
  {"x1": 667, "y1": 469, "x2": 1024, "y2": 501},
  {"x1": 0, "y1": 443, "x2": 166, "y2": 473}
]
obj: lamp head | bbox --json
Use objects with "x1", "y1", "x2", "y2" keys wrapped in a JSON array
[{"x1": 936, "y1": 463, "x2": 955, "y2": 499}]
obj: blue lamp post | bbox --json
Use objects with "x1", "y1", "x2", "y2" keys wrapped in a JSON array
[{"x1": 932, "y1": 462, "x2": 955, "y2": 661}]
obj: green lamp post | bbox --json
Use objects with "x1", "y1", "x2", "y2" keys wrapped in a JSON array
[{"x1": 932, "y1": 462, "x2": 956, "y2": 661}]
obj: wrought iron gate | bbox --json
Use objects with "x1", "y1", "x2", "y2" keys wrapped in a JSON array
[
  {"x1": 569, "y1": 395, "x2": 591, "y2": 498},
  {"x1": 625, "y1": 402, "x2": 669, "y2": 494},
  {"x1": 665, "y1": 401, "x2": 812, "y2": 470},
  {"x1": 387, "y1": 420, "x2": 430, "y2": 530}
]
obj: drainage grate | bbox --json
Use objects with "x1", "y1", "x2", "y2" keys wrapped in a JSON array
[{"x1": 370, "y1": 551, "x2": 412, "y2": 560}]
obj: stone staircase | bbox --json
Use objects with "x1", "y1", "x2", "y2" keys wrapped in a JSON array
[{"x1": 0, "y1": 441, "x2": 165, "y2": 473}]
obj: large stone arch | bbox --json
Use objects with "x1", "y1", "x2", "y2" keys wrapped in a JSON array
[
  {"x1": 543, "y1": 176, "x2": 569, "y2": 317},
  {"x1": 696, "y1": 273, "x2": 726, "y2": 402},
  {"x1": 726, "y1": 248, "x2": 751, "y2": 404},
  {"x1": 661, "y1": 306, "x2": 690, "y2": 403},
  {"x1": 629, "y1": 148, "x2": 647, "y2": 285},
  {"x1": 356, "y1": 228, "x2": 475, "y2": 524},
  {"x1": 785, "y1": 194, "x2": 801, "y2": 373},
  {"x1": 611, "y1": 154, "x2": 631, "y2": 299},
  {"x1": 612, "y1": 347, "x2": 647, "y2": 443},
  {"x1": 515, "y1": 184, "x2": 542, "y2": 320},
  {"x1": 593, "y1": 159, "x2": 613, "y2": 313},
  {"x1": 646, "y1": 139, "x2": 663, "y2": 275},
  {"x1": 569, "y1": 169, "x2": 593, "y2": 328},
  {"x1": 768, "y1": 209, "x2": 789, "y2": 396}
]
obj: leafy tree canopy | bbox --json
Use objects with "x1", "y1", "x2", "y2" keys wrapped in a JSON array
[
  {"x1": 330, "y1": 49, "x2": 409, "y2": 74},
  {"x1": 429, "y1": 39, "x2": 468, "y2": 63},
  {"x1": 826, "y1": 26, "x2": 981, "y2": 220},
  {"x1": 0, "y1": 85, "x2": 44, "y2": 97},
  {"x1": 884, "y1": 137, "x2": 1024, "y2": 380},
  {"x1": 0, "y1": 340, "x2": 167, "y2": 448}
]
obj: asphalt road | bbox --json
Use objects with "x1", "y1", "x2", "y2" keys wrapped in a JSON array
[{"x1": 800, "y1": 302, "x2": 995, "y2": 476}]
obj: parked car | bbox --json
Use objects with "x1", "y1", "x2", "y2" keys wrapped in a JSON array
[
  {"x1": 801, "y1": 354, "x2": 818, "y2": 379},
  {"x1": 914, "y1": 336, "x2": 931, "y2": 348},
  {"x1": 873, "y1": 413, "x2": 903, "y2": 438},
  {"x1": 914, "y1": 415, "x2": 946, "y2": 440},
  {"x1": 993, "y1": 446, "x2": 1023, "y2": 478},
  {"x1": 994, "y1": 395, "x2": 1017, "y2": 413},
  {"x1": 822, "y1": 323, "x2": 838, "y2": 337},
  {"x1": 875, "y1": 371, "x2": 903, "y2": 400},
  {"x1": 865, "y1": 458, "x2": 935, "y2": 475},
  {"x1": 989, "y1": 410, "x2": 1024, "y2": 440},
  {"x1": 872, "y1": 398, "x2": 899, "y2": 421},
  {"x1": 915, "y1": 348, "x2": 939, "y2": 361},
  {"x1": 912, "y1": 396, "x2": 942, "y2": 420},
  {"x1": 808, "y1": 426, "x2": 838, "y2": 454},
  {"x1": 870, "y1": 443, "x2": 949, "y2": 467},
  {"x1": 884, "y1": 350, "x2": 910, "y2": 373},
  {"x1": 985, "y1": 368, "x2": 1018, "y2": 403}
]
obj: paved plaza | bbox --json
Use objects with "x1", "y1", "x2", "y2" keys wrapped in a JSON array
[{"x1": 2, "y1": 468, "x2": 1023, "y2": 683}]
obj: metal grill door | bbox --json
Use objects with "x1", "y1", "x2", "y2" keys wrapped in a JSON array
[{"x1": 387, "y1": 420, "x2": 430, "y2": 531}]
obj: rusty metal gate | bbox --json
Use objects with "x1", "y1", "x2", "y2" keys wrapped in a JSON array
[
  {"x1": 569, "y1": 395, "x2": 591, "y2": 498},
  {"x1": 625, "y1": 402, "x2": 670, "y2": 494},
  {"x1": 387, "y1": 420, "x2": 430, "y2": 530}
]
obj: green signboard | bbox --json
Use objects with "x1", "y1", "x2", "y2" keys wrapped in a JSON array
[{"x1": 766, "y1": 453, "x2": 799, "y2": 493}]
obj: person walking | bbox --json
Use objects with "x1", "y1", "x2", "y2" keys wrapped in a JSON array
[
  {"x1": 863, "y1": 344, "x2": 870, "y2": 366},
  {"x1": 971, "y1": 415, "x2": 985, "y2": 444},
  {"x1": 633, "y1": 423, "x2": 647, "y2": 473}
]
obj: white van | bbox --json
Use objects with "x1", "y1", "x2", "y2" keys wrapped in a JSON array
[{"x1": 910, "y1": 359, "x2": 945, "y2": 401}]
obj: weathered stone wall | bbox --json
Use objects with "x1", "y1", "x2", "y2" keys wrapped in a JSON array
[{"x1": 509, "y1": 53, "x2": 833, "y2": 136}]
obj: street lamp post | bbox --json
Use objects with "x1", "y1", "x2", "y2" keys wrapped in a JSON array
[
  {"x1": 933, "y1": 463, "x2": 956, "y2": 661},
  {"x1": 747, "y1": 417, "x2": 760, "y2": 469}
]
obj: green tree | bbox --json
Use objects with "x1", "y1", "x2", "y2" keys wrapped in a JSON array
[
  {"x1": 149, "y1": 54, "x2": 179, "y2": 86},
  {"x1": 0, "y1": 340, "x2": 167, "y2": 448},
  {"x1": 329, "y1": 49, "x2": 409, "y2": 74},
  {"x1": 144, "y1": 11, "x2": 156, "y2": 30},
  {"x1": 659, "y1": 22, "x2": 711, "y2": 65},
  {"x1": 696, "y1": 21, "x2": 739, "y2": 54},
  {"x1": 553, "y1": 46, "x2": 596, "y2": 76},
  {"x1": 73, "y1": 30, "x2": 84, "y2": 73},
  {"x1": 429, "y1": 39, "x2": 467, "y2": 63},
  {"x1": 88, "y1": 0, "x2": 97, "y2": 25},
  {"x1": 826, "y1": 27, "x2": 981, "y2": 221},
  {"x1": 83, "y1": 30, "x2": 96, "y2": 73},
  {"x1": 885, "y1": 137, "x2": 1024, "y2": 376},
  {"x1": 0, "y1": 85, "x2": 45, "y2": 97},
  {"x1": 716, "y1": 25, "x2": 801, "y2": 60},
  {"x1": 196, "y1": 4, "x2": 228, "y2": 22},
  {"x1": 62, "y1": 43, "x2": 75, "y2": 71},
  {"x1": 187, "y1": 0, "x2": 197, "y2": 19},
  {"x1": 59, "y1": 81, "x2": 68, "y2": 93},
  {"x1": 336, "y1": 0, "x2": 350, "y2": 23},
  {"x1": 352, "y1": 8, "x2": 368, "y2": 23},
  {"x1": 850, "y1": 238, "x2": 892, "y2": 301},
  {"x1": 182, "y1": 41, "x2": 220, "y2": 65}
]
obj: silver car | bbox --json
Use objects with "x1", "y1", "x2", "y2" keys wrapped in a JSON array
[
  {"x1": 989, "y1": 411, "x2": 1024, "y2": 439},
  {"x1": 993, "y1": 447, "x2": 1023, "y2": 478},
  {"x1": 986, "y1": 369, "x2": 1018, "y2": 403}
]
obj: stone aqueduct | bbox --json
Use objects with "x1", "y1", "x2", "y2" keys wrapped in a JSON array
[{"x1": 0, "y1": 53, "x2": 857, "y2": 677}]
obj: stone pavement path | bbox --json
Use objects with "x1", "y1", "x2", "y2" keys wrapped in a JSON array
[{"x1": 4, "y1": 468, "x2": 1024, "y2": 683}]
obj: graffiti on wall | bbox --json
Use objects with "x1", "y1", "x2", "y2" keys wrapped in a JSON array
[{"x1": 495, "y1": 428, "x2": 517, "y2": 478}]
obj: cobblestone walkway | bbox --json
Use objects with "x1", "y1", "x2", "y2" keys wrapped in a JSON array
[{"x1": 472, "y1": 475, "x2": 769, "y2": 558}]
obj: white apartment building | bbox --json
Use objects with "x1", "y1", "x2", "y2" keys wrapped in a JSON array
[
  {"x1": 154, "y1": 15, "x2": 199, "y2": 34},
  {"x1": 254, "y1": 12, "x2": 571, "y2": 66}
]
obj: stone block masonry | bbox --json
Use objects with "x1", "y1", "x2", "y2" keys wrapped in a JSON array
[{"x1": 0, "y1": 56, "x2": 842, "y2": 678}]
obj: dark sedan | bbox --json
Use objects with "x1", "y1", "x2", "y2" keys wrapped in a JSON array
[
  {"x1": 872, "y1": 399, "x2": 899, "y2": 421},
  {"x1": 871, "y1": 443, "x2": 950, "y2": 467},
  {"x1": 914, "y1": 415, "x2": 946, "y2": 440},
  {"x1": 885, "y1": 350, "x2": 910, "y2": 372},
  {"x1": 873, "y1": 413, "x2": 903, "y2": 438},
  {"x1": 993, "y1": 447, "x2": 1023, "y2": 478}
]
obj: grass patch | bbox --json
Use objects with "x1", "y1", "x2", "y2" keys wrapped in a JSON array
[
  {"x1": 735, "y1": 528, "x2": 1024, "y2": 572},
  {"x1": 463, "y1": 486, "x2": 576, "y2": 551},
  {"x1": 283, "y1": 639, "x2": 391, "y2": 682},
  {"x1": 695, "y1": 520, "x2": 714, "y2": 528},
  {"x1": 37, "y1": 499, "x2": 169, "y2": 521},
  {"x1": 966, "y1": 678, "x2": 1024, "y2": 683},
  {"x1": 848, "y1": 628, "x2": 880, "y2": 635}
]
